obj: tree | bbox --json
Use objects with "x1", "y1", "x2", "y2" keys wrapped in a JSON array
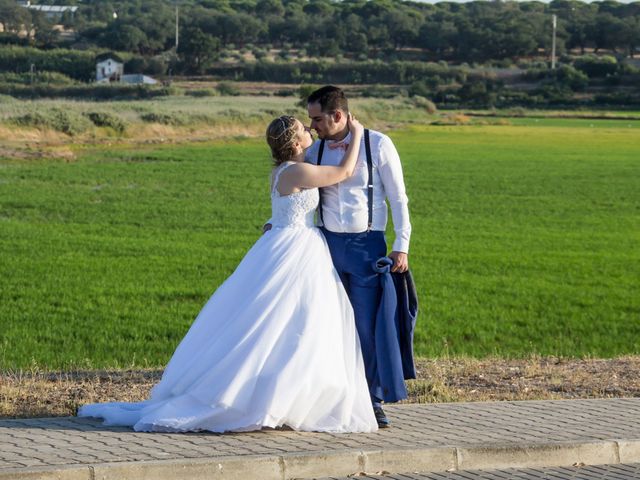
[
  {"x1": 563, "y1": 4, "x2": 598, "y2": 54},
  {"x1": 31, "y1": 11, "x2": 59, "y2": 47},
  {"x1": 385, "y1": 9, "x2": 422, "y2": 48},
  {"x1": 419, "y1": 20, "x2": 458, "y2": 57},
  {"x1": 0, "y1": 0, "x2": 32, "y2": 34},
  {"x1": 601, "y1": 13, "x2": 628, "y2": 52},
  {"x1": 256, "y1": 0, "x2": 285, "y2": 18},
  {"x1": 102, "y1": 23, "x2": 149, "y2": 54},
  {"x1": 622, "y1": 16, "x2": 640, "y2": 57},
  {"x1": 180, "y1": 27, "x2": 220, "y2": 74},
  {"x1": 217, "y1": 13, "x2": 265, "y2": 46},
  {"x1": 303, "y1": 0, "x2": 335, "y2": 17}
]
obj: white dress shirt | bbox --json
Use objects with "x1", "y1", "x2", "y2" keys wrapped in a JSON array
[{"x1": 305, "y1": 129, "x2": 411, "y2": 253}]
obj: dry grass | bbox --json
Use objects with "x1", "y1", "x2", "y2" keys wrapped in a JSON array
[
  {"x1": 431, "y1": 113, "x2": 472, "y2": 125},
  {"x1": 406, "y1": 356, "x2": 640, "y2": 404},
  {"x1": 0, "y1": 369, "x2": 160, "y2": 418},
  {"x1": 2, "y1": 357, "x2": 639, "y2": 419},
  {"x1": 0, "y1": 122, "x2": 266, "y2": 161}
]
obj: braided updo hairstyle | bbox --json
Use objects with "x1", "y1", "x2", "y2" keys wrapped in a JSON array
[{"x1": 266, "y1": 115, "x2": 298, "y2": 166}]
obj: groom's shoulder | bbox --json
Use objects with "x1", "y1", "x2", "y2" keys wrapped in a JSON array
[
  {"x1": 365, "y1": 128, "x2": 395, "y2": 150},
  {"x1": 304, "y1": 139, "x2": 322, "y2": 164}
]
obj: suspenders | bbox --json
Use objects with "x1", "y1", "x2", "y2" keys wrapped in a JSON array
[
  {"x1": 364, "y1": 129, "x2": 374, "y2": 231},
  {"x1": 316, "y1": 129, "x2": 373, "y2": 231}
]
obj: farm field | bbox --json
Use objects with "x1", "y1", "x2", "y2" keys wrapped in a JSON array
[{"x1": 0, "y1": 116, "x2": 638, "y2": 369}]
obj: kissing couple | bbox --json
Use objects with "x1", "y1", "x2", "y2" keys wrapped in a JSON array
[{"x1": 79, "y1": 85, "x2": 416, "y2": 433}]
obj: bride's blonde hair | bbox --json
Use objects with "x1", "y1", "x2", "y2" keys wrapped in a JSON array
[{"x1": 266, "y1": 115, "x2": 297, "y2": 166}]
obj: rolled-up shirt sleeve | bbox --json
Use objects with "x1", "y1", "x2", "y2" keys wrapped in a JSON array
[{"x1": 378, "y1": 136, "x2": 411, "y2": 253}]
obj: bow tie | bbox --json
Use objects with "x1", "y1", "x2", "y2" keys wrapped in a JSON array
[{"x1": 328, "y1": 141, "x2": 349, "y2": 151}]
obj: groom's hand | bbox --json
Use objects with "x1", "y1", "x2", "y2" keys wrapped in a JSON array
[{"x1": 389, "y1": 251, "x2": 408, "y2": 273}]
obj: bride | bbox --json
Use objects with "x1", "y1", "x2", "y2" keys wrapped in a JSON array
[{"x1": 78, "y1": 114, "x2": 378, "y2": 433}]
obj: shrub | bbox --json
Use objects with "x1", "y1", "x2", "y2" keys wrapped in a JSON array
[
  {"x1": 408, "y1": 80, "x2": 432, "y2": 98},
  {"x1": 553, "y1": 65, "x2": 589, "y2": 91},
  {"x1": 0, "y1": 45, "x2": 97, "y2": 81},
  {"x1": 274, "y1": 89, "x2": 294, "y2": 97},
  {"x1": 215, "y1": 81, "x2": 240, "y2": 96},
  {"x1": 84, "y1": 111, "x2": 128, "y2": 134},
  {"x1": 208, "y1": 60, "x2": 462, "y2": 85},
  {"x1": 0, "y1": 71, "x2": 76, "y2": 86},
  {"x1": 593, "y1": 92, "x2": 640, "y2": 106},
  {"x1": 524, "y1": 65, "x2": 588, "y2": 91},
  {"x1": 573, "y1": 55, "x2": 618, "y2": 78},
  {"x1": 297, "y1": 84, "x2": 320, "y2": 108},
  {"x1": 185, "y1": 89, "x2": 218, "y2": 97},
  {"x1": 252, "y1": 48, "x2": 268, "y2": 60},
  {"x1": 0, "y1": 83, "x2": 176, "y2": 100},
  {"x1": 360, "y1": 84, "x2": 397, "y2": 99},
  {"x1": 412, "y1": 96, "x2": 437, "y2": 114},
  {"x1": 139, "y1": 112, "x2": 187, "y2": 126},
  {"x1": 13, "y1": 109, "x2": 92, "y2": 135}
]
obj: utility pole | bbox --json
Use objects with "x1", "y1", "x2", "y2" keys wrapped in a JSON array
[
  {"x1": 175, "y1": 4, "x2": 179, "y2": 52},
  {"x1": 551, "y1": 14, "x2": 557, "y2": 69}
]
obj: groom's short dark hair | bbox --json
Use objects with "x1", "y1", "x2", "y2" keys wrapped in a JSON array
[{"x1": 307, "y1": 86, "x2": 349, "y2": 114}]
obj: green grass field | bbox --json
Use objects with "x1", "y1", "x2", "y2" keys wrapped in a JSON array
[{"x1": 1, "y1": 117, "x2": 638, "y2": 369}]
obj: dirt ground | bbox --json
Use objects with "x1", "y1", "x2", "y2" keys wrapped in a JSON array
[{"x1": 1, "y1": 356, "x2": 638, "y2": 419}]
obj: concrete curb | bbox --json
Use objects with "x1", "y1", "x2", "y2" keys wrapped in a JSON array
[{"x1": 2, "y1": 439, "x2": 639, "y2": 480}]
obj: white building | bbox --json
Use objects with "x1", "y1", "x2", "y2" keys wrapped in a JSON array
[
  {"x1": 19, "y1": 2, "x2": 79, "y2": 19},
  {"x1": 96, "y1": 57, "x2": 124, "y2": 83},
  {"x1": 96, "y1": 57, "x2": 158, "y2": 85}
]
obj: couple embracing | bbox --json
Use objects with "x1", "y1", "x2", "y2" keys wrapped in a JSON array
[{"x1": 79, "y1": 86, "x2": 415, "y2": 434}]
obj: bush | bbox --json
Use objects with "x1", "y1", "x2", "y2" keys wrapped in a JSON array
[
  {"x1": 215, "y1": 81, "x2": 240, "y2": 96},
  {"x1": 412, "y1": 96, "x2": 437, "y2": 114},
  {"x1": 360, "y1": 84, "x2": 397, "y2": 99},
  {"x1": 534, "y1": 85, "x2": 575, "y2": 104},
  {"x1": 593, "y1": 92, "x2": 640, "y2": 106},
  {"x1": 297, "y1": 84, "x2": 320, "y2": 108},
  {"x1": 139, "y1": 112, "x2": 187, "y2": 126},
  {"x1": 13, "y1": 109, "x2": 93, "y2": 135},
  {"x1": 0, "y1": 46, "x2": 98, "y2": 81},
  {"x1": 185, "y1": 89, "x2": 218, "y2": 97},
  {"x1": 273, "y1": 89, "x2": 295, "y2": 97},
  {"x1": 524, "y1": 64, "x2": 588, "y2": 91},
  {"x1": 553, "y1": 65, "x2": 589, "y2": 91},
  {"x1": 0, "y1": 83, "x2": 176, "y2": 100},
  {"x1": 208, "y1": 60, "x2": 461, "y2": 85},
  {"x1": 0, "y1": 71, "x2": 76, "y2": 86},
  {"x1": 573, "y1": 55, "x2": 618, "y2": 78},
  {"x1": 252, "y1": 48, "x2": 268, "y2": 60},
  {"x1": 84, "y1": 111, "x2": 128, "y2": 134},
  {"x1": 408, "y1": 80, "x2": 432, "y2": 98}
]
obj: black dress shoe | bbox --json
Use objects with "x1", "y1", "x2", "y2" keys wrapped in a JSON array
[{"x1": 373, "y1": 406, "x2": 390, "y2": 428}]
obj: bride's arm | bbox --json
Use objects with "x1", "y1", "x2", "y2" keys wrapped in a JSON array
[{"x1": 285, "y1": 116, "x2": 364, "y2": 190}]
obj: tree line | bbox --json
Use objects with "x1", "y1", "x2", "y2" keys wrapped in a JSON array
[{"x1": 0, "y1": 0, "x2": 639, "y2": 75}]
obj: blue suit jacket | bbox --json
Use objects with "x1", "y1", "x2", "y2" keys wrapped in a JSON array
[{"x1": 372, "y1": 257, "x2": 419, "y2": 403}]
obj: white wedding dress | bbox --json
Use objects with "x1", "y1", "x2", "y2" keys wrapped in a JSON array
[{"x1": 78, "y1": 162, "x2": 378, "y2": 433}]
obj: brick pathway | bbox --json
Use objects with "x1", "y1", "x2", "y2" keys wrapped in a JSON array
[
  {"x1": 323, "y1": 463, "x2": 640, "y2": 479},
  {"x1": 1, "y1": 398, "x2": 640, "y2": 479}
]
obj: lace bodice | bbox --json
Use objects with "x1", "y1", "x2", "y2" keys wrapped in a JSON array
[{"x1": 271, "y1": 162, "x2": 318, "y2": 228}]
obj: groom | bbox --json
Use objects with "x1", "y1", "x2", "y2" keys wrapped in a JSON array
[{"x1": 306, "y1": 86, "x2": 411, "y2": 428}]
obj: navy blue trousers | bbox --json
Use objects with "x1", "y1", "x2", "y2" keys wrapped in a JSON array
[{"x1": 321, "y1": 228, "x2": 386, "y2": 407}]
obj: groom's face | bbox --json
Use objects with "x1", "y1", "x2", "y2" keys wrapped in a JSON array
[{"x1": 307, "y1": 102, "x2": 343, "y2": 140}]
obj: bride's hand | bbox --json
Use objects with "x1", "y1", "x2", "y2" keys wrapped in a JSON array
[{"x1": 348, "y1": 113, "x2": 364, "y2": 138}]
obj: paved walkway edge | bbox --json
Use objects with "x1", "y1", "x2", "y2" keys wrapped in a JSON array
[{"x1": 3, "y1": 439, "x2": 640, "y2": 480}]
